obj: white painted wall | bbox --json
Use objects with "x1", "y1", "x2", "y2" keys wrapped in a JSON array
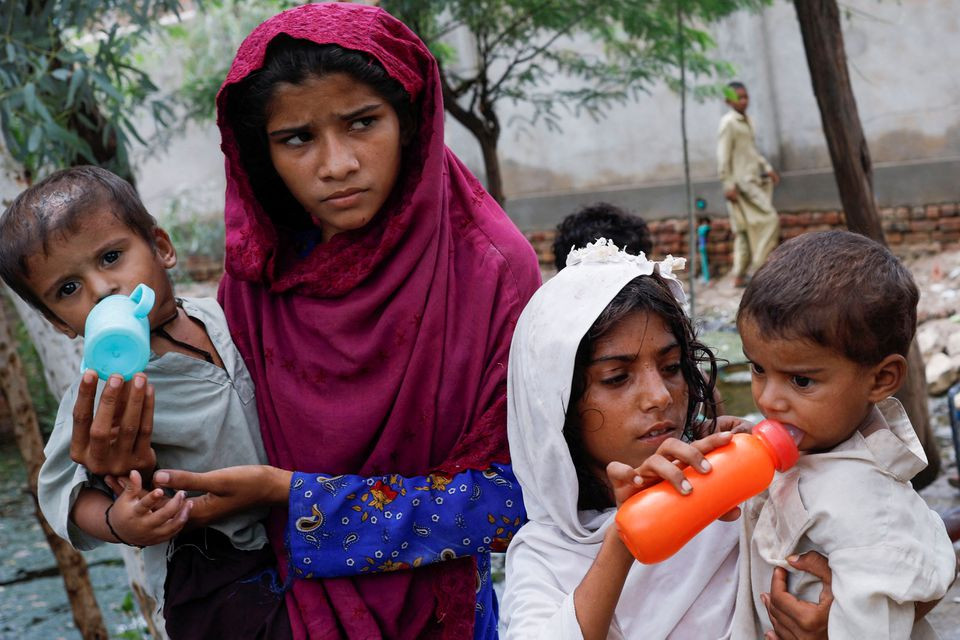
[
  {"x1": 442, "y1": 0, "x2": 960, "y2": 199},
  {"x1": 3, "y1": 0, "x2": 957, "y2": 218}
]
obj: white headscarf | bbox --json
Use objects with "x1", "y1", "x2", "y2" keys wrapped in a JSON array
[{"x1": 507, "y1": 239, "x2": 686, "y2": 542}]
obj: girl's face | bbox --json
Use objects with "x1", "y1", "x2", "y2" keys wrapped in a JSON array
[
  {"x1": 266, "y1": 72, "x2": 403, "y2": 242},
  {"x1": 577, "y1": 310, "x2": 689, "y2": 481}
]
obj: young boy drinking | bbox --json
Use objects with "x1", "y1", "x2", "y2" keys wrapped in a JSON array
[
  {"x1": 731, "y1": 230, "x2": 955, "y2": 639},
  {"x1": 0, "y1": 166, "x2": 289, "y2": 638}
]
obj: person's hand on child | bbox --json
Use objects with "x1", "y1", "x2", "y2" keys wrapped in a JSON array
[
  {"x1": 70, "y1": 370, "x2": 157, "y2": 479},
  {"x1": 714, "y1": 415, "x2": 753, "y2": 434},
  {"x1": 761, "y1": 551, "x2": 832, "y2": 640},
  {"x1": 101, "y1": 469, "x2": 191, "y2": 547},
  {"x1": 153, "y1": 465, "x2": 293, "y2": 528},
  {"x1": 605, "y1": 431, "x2": 739, "y2": 520}
]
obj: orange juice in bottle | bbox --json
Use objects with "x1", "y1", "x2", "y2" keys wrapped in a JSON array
[{"x1": 615, "y1": 419, "x2": 803, "y2": 564}]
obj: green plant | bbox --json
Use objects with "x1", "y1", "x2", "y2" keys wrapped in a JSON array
[
  {"x1": 381, "y1": 0, "x2": 770, "y2": 202},
  {"x1": 113, "y1": 591, "x2": 148, "y2": 640},
  {"x1": 165, "y1": 0, "x2": 299, "y2": 123},
  {"x1": 161, "y1": 196, "x2": 226, "y2": 283},
  {"x1": 0, "y1": 0, "x2": 184, "y2": 182}
]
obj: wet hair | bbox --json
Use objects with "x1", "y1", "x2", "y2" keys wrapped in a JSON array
[
  {"x1": 0, "y1": 165, "x2": 157, "y2": 322},
  {"x1": 563, "y1": 274, "x2": 718, "y2": 510},
  {"x1": 737, "y1": 230, "x2": 918, "y2": 366},
  {"x1": 553, "y1": 203, "x2": 653, "y2": 270},
  {"x1": 227, "y1": 36, "x2": 415, "y2": 227}
]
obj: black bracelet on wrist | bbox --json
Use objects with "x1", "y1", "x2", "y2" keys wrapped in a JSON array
[{"x1": 104, "y1": 502, "x2": 144, "y2": 548}]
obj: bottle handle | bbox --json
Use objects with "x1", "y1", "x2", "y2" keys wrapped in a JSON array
[{"x1": 130, "y1": 284, "x2": 155, "y2": 318}]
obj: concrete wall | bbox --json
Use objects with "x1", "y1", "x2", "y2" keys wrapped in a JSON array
[
  {"x1": 3, "y1": 0, "x2": 958, "y2": 230},
  {"x1": 435, "y1": 0, "x2": 960, "y2": 228}
]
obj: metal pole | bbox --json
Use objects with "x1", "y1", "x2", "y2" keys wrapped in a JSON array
[{"x1": 677, "y1": 1, "x2": 696, "y2": 318}]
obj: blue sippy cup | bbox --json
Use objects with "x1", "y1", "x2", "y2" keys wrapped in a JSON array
[{"x1": 81, "y1": 283, "x2": 155, "y2": 380}]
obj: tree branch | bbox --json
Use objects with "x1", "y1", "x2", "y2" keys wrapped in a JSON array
[{"x1": 489, "y1": 6, "x2": 594, "y2": 98}]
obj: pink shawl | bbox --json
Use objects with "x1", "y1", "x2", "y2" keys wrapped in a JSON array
[{"x1": 215, "y1": 4, "x2": 540, "y2": 639}]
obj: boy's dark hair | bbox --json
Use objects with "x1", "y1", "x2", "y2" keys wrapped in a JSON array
[
  {"x1": 227, "y1": 37, "x2": 414, "y2": 227},
  {"x1": 0, "y1": 165, "x2": 156, "y2": 322},
  {"x1": 737, "y1": 230, "x2": 918, "y2": 365},
  {"x1": 553, "y1": 202, "x2": 653, "y2": 270},
  {"x1": 727, "y1": 80, "x2": 746, "y2": 92},
  {"x1": 564, "y1": 274, "x2": 718, "y2": 511}
]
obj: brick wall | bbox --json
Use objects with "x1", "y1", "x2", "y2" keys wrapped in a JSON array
[{"x1": 525, "y1": 201, "x2": 960, "y2": 275}]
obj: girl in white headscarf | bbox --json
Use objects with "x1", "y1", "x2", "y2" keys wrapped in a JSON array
[{"x1": 501, "y1": 241, "x2": 829, "y2": 639}]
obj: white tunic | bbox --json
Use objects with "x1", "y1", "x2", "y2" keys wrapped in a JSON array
[{"x1": 731, "y1": 398, "x2": 955, "y2": 640}]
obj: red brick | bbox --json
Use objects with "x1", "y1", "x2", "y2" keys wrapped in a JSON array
[
  {"x1": 941, "y1": 203, "x2": 958, "y2": 217},
  {"x1": 823, "y1": 211, "x2": 842, "y2": 225},
  {"x1": 910, "y1": 220, "x2": 938, "y2": 232},
  {"x1": 782, "y1": 227, "x2": 805, "y2": 239},
  {"x1": 926, "y1": 205, "x2": 941, "y2": 219},
  {"x1": 939, "y1": 217, "x2": 960, "y2": 230},
  {"x1": 885, "y1": 232, "x2": 903, "y2": 243},
  {"x1": 903, "y1": 232, "x2": 931, "y2": 244}
]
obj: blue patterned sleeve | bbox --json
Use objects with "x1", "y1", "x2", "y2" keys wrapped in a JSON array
[{"x1": 287, "y1": 463, "x2": 524, "y2": 579}]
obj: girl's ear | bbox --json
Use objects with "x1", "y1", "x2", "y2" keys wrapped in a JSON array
[
  {"x1": 152, "y1": 227, "x2": 178, "y2": 269},
  {"x1": 867, "y1": 353, "x2": 907, "y2": 402}
]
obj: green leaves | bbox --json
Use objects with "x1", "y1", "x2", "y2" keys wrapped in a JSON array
[
  {"x1": 0, "y1": 0, "x2": 183, "y2": 180},
  {"x1": 167, "y1": 0, "x2": 299, "y2": 124},
  {"x1": 383, "y1": 0, "x2": 768, "y2": 137}
]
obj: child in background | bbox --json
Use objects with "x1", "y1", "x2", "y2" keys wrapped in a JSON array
[
  {"x1": 697, "y1": 216, "x2": 711, "y2": 283},
  {"x1": 501, "y1": 239, "x2": 834, "y2": 638},
  {"x1": 0, "y1": 166, "x2": 287, "y2": 639},
  {"x1": 552, "y1": 202, "x2": 653, "y2": 270},
  {"x1": 731, "y1": 230, "x2": 955, "y2": 639}
]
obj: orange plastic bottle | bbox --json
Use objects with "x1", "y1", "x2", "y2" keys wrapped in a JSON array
[{"x1": 615, "y1": 420, "x2": 802, "y2": 564}]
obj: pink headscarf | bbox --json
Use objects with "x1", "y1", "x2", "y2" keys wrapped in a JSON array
[{"x1": 216, "y1": 4, "x2": 540, "y2": 638}]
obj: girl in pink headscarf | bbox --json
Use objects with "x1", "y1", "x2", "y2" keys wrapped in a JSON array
[{"x1": 155, "y1": 3, "x2": 540, "y2": 639}]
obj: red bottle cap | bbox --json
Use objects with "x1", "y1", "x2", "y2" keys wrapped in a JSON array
[{"x1": 752, "y1": 419, "x2": 801, "y2": 471}]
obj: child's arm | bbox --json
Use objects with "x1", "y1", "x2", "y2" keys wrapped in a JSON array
[
  {"x1": 70, "y1": 470, "x2": 191, "y2": 547},
  {"x1": 572, "y1": 432, "x2": 735, "y2": 640}
]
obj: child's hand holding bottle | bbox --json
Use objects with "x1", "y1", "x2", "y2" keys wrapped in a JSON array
[
  {"x1": 616, "y1": 419, "x2": 803, "y2": 564},
  {"x1": 605, "y1": 431, "x2": 735, "y2": 508}
]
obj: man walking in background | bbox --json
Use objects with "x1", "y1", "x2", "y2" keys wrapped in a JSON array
[{"x1": 717, "y1": 81, "x2": 780, "y2": 287}]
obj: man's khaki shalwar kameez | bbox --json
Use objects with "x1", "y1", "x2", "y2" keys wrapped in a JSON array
[{"x1": 717, "y1": 110, "x2": 779, "y2": 279}]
